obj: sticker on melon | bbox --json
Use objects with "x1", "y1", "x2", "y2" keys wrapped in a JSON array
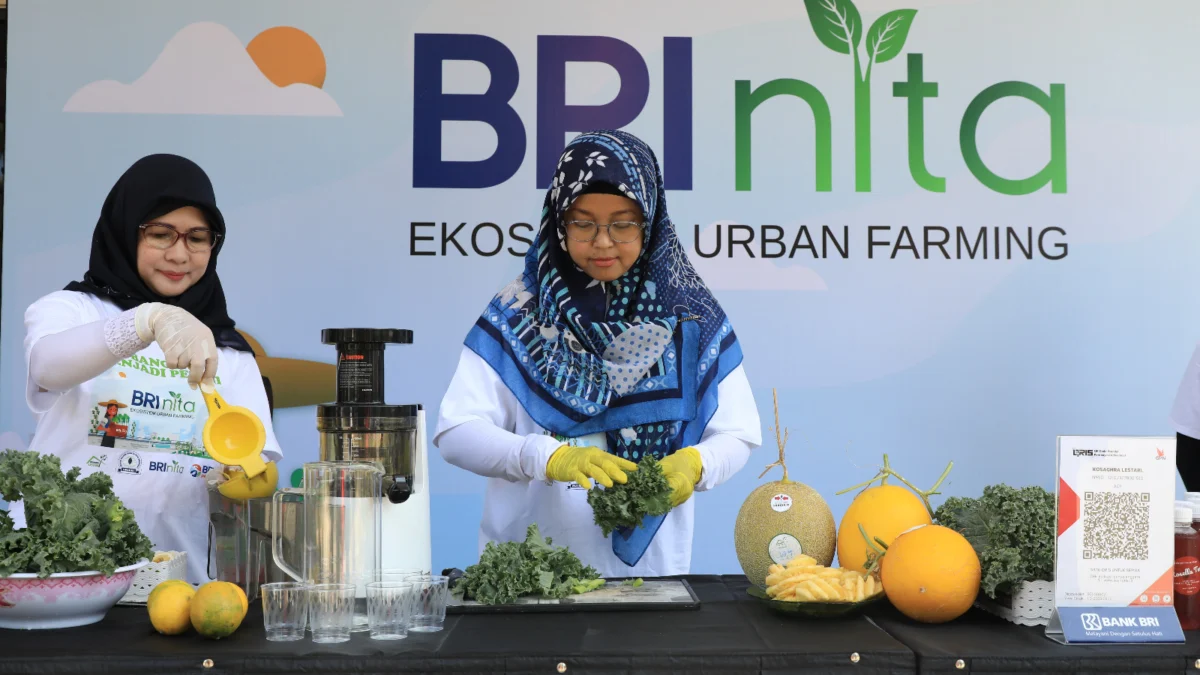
[
  {"x1": 767, "y1": 534, "x2": 803, "y2": 565},
  {"x1": 834, "y1": 454, "x2": 953, "y2": 573}
]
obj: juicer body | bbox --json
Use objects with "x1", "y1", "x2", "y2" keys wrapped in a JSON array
[{"x1": 316, "y1": 408, "x2": 432, "y2": 574}]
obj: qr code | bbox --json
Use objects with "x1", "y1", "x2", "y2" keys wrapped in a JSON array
[{"x1": 1082, "y1": 491, "x2": 1150, "y2": 561}]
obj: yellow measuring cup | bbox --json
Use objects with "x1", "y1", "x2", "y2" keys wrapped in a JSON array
[{"x1": 200, "y1": 386, "x2": 267, "y2": 478}]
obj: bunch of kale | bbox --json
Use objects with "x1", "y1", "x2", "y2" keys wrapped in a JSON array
[
  {"x1": 587, "y1": 454, "x2": 673, "y2": 537},
  {"x1": 934, "y1": 483, "x2": 1056, "y2": 599},
  {"x1": 454, "y1": 524, "x2": 604, "y2": 605},
  {"x1": 0, "y1": 449, "x2": 153, "y2": 578}
]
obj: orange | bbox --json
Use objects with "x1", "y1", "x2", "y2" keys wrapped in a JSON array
[
  {"x1": 880, "y1": 524, "x2": 981, "y2": 623},
  {"x1": 190, "y1": 581, "x2": 246, "y2": 639},
  {"x1": 836, "y1": 485, "x2": 932, "y2": 572},
  {"x1": 147, "y1": 582, "x2": 195, "y2": 635}
]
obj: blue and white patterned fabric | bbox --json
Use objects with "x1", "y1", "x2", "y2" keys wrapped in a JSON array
[{"x1": 464, "y1": 130, "x2": 743, "y2": 461}]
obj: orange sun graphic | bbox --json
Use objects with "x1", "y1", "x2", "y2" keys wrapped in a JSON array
[{"x1": 246, "y1": 26, "x2": 327, "y2": 88}]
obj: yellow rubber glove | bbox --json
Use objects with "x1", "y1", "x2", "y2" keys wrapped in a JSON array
[
  {"x1": 217, "y1": 460, "x2": 279, "y2": 500},
  {"x1": 545, "y1": 445, "x2": 638, "y2": 490},
  {"x1": 660, "y1": 447, "x2": 703, "y2": 507}
]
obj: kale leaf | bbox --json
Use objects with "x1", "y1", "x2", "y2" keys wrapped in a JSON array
[
  {"x1": 587, "y1": 454, "x2": 673, "y2": 537},
  {"x1": 454, "y1": 523, "x2": 604, "y2": 605},
  {"x1": 934, "y1": 483, "x2": 1056, "y2": 599},
  {"x1": 0, "y1": 449, "x2": 154, "y2": 578}
]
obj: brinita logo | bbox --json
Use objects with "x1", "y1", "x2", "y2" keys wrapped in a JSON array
[
  {"x1": 149, "y1": 460, "x2": 186, "y2": 475},
  {"x1": 413, "y1": 1, "x2": 1065, "y2": 195},
  {"x1": 131, "y1": 389, "x2": 196, "y2": 414},
  {"x1": 736, "y1": 0, "x2": 1066, "y2": 194}
]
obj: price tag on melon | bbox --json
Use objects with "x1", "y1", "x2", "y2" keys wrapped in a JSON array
[{"x1": 1046, "y1": 435, "x2": 1183, "y2": 645}]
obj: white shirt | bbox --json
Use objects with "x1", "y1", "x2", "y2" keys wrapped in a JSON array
[
  {"x1": 19, "y1": 291, "x2": 282, "y2": 583},
  {"x1": 434, "y1": 346, "x2": 761, "y2": 578}
]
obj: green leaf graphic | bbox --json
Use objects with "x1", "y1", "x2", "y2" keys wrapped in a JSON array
[
  {"x1": 866, "y1": 9, "x2": 917, "y2": 66},
  {"x1": 803, "y1": 0, "x2": 863, "y2": 55}
]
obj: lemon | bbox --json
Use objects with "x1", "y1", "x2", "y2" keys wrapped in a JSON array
[
  {"x1": 147, "y1": 581, "x2": 195, "y2": 635},
  {"x1": 190, "y1": 581, "x2": 246, "y2": 639}
]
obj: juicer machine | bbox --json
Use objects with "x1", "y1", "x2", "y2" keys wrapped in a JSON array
[{"x1": 316, "y1": 329, "x2": 432, "y2": 574}]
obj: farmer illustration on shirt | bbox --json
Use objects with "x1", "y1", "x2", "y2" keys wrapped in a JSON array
[{"x1": 96, "y1": 399, "x2": 129, "y2": 448}]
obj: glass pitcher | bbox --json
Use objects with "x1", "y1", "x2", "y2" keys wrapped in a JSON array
[{"x1": 272, "y1": 461, "x2": 382, "y2": 632}]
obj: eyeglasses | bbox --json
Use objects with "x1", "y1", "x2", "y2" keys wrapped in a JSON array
[
  {"x1": 139, "y1": 223, "x2": 222, "y2": 253},
  {"x1": 563, "y1": 220, "x2": 645, "y2": 244}
]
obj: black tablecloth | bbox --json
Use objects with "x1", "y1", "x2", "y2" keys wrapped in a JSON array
[
  {"x1": 0, "y1": 576, "x2": 915, "y2": 675},
  {"x1": 9, "y1": 576, "x2": 1200, "y2": 675},
  {"x1": 869, "y1": 605, "x2": 1200, "y2": 675}
]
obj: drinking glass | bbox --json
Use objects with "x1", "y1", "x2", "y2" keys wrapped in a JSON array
[
  {"x1": 367, "y1": 581, "x2": 415, "y2": 640},
  {"x1": 309, "y1": 583, "x2": 355, "y2": 644},
  {"x1": 407, "y1": 575, "x2": 449, "y2": 633},
  {"x1": 261, "y1": 582, "x2": 307, "y2": 642}
]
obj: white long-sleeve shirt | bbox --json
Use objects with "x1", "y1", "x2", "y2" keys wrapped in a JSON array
[
  {"x1": 434, "y1": 346, "x2": 761, "y2": 577},
  {"x1": 18, "y1": 291, "x2": 282, "y2": 583}
]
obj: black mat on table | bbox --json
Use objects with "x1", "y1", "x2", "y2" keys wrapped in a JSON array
[{"x1": 0, "y1": 576, "x2": 914, "y2": 675}]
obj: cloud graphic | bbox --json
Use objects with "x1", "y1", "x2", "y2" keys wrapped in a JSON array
[
  {"x1": 689, "y1": 221, "x2": 828, "y2": 291},
  {"x1": 63, "y1": 22, "x2": 342, "y2": 117}
]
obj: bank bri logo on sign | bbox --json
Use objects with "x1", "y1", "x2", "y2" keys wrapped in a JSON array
[
  {"x1": 1051, "y1": 606, "x2": 1184, "y2": 644},
  {"x1": 412, "y1": 0, "x2": 1065, "y2": 196}
]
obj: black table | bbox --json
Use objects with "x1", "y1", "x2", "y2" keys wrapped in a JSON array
[
  {"x1": 870, "y1": 605, "x2": 1200, "y2": 675},
  {"x1": 0, "y1": 576, "x2": 915, "y2": 675}
]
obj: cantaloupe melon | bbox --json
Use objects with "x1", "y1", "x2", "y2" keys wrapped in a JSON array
[{"x1": 735, "y1": 390, "x2": 836, "y2": 588}]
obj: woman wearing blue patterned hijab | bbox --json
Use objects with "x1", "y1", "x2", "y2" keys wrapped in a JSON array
[{"x1": 435, "y1": 130, "x2": 761, "y2": 577}]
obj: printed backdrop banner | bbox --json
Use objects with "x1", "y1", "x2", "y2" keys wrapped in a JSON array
[{"x1": 3, "y1": 0, "x2": 1199, "y2": 574}]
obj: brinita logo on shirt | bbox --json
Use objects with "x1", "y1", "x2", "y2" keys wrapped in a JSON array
[
  {"x1": 131, "y1": 389, "x2": 197, "y2": 414},
  {"x1": 149, "y1": 459, "x2": 186, "y2": 475}
]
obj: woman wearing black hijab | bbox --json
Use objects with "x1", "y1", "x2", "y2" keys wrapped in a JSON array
[{"x1": 20, "y1": 154, "x2": 282, "y2": 583}]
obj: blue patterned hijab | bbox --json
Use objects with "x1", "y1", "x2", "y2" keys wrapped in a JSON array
[{"x1": 464, "y1": 130, "x2": 743, "y2": 461}]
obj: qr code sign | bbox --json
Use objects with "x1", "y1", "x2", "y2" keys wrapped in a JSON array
[{"x1": 1082, "y1": 491, "x2": 1150, "y2": 560}]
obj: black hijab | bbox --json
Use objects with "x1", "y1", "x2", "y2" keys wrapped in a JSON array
[{"x1": 65, "y1": 154, "x2": 252, "y2": 353}]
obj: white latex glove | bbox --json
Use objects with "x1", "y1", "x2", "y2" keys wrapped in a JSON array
[{"x1": 134, "y1": 303, "x2": 218, "y2": 388}]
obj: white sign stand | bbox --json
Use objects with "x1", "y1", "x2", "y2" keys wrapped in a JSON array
[{"x1": 1046, "y1": 435, "x2": 1183, "y2": 644}]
